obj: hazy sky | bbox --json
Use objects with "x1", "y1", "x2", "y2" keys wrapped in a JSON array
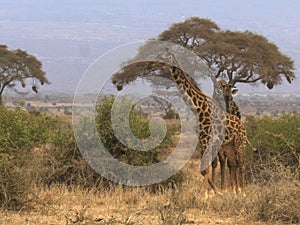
[{"x1": 0, "y1": 0, "x2": 299, "y2": 93}]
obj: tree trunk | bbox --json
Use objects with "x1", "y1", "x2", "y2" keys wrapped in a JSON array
[
  {"x1": 0, "y1": 84, "x2": 6, "y2": 106},
  {"x1": 0, "y1": 95, "x2": 3, "y2": 106}
]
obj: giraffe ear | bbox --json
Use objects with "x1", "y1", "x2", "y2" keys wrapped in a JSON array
[{"x1": 231, "y1": 88, "x2": 238, "y2": 95}]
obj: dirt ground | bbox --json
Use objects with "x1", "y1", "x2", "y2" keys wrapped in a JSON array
[
  {"x1": 1, "y1": 159, "x2": 296, "y2": 225},
  {"x1": 0, "y1": 192, "x2": 284, "y2": 225}
]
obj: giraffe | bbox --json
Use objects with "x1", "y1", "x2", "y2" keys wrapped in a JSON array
[
  {"x1": 215, "y1": 79, "x2": 241, "y2": 119},
  {"x1": 212, "y1": 79, "x2": 256, "y2": 193},
  {"x1": 215, "y1": 79, "x2": 256, "y2": 152},
  {"x1": 156, "y1": 51, "x2": 248, "y2": 196},
  {"x1": 211, "y1": 79, "x2": 242, "y2": 192}
]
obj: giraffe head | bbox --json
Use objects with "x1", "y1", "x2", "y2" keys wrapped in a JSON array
[
  {"x1": 155, "y1": 51, "x2": 179, "y2": 68},
  {"x1": 155, "y1": 50, "x2": 202, "y2": 91},
  {"x1": 217, "y1": 79, "x2": 238, "y2": 102}
]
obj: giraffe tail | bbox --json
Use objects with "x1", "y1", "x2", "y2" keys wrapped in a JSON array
[{"x1": 246, "y1": 139, "x2": 257, "y2": 152}]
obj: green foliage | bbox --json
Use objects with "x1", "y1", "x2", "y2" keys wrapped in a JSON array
[
  {"x1": 245, "y1": 114, "x2": 300, "y2": 183},
  {"x1": 95, "y1": 96, "x2": 178, "y2": 165},
  {"x1": 95, "y1": 96, "x2": 183, "y2": 189},
  {"x1": 0, "y1": 107, "x2": 55, "y2": 151},
  {"x1": 0, "y1": 95, "x2": 183, "y2": 203},
  {"x1": 0, "y1": 107, "x2": 55, "y2": 208},
  {"x1": 34, "y1": 95, "x2": 181, "y2": 190}
]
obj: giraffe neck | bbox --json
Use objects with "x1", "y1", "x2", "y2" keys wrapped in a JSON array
[{"x1": 168, "y1": 65, "x2": 213, "y2": 114}]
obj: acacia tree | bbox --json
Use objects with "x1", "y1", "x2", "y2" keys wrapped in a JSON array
[
  {"x1": 159, "y1": 17, "x2": 295, "y2": 88},
  {"x1": 112, "y1": 17, "x2": 295, "y2": 90},
  {"x1": 0, "y1": 45, "x2": 49, "y2": 105}
]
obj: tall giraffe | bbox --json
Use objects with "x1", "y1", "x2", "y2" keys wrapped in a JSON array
[{"x1": 156, "y1": 52, "x2": 248, "y2": 196}]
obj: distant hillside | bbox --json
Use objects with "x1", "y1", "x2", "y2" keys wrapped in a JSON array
[{"x1": 0, "y1": 0, "x2": 299, "y2": 94}]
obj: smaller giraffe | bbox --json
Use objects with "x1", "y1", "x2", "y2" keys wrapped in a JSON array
[
  {"x1": 211, "y1": 79, "x2": 242, "y2": 191},
  {"x1": 212, "y1": 79, "x2": 256, "y2": 193},
  {"x1": 218, "y1": 80, "x2": 256, "y2": 153}
]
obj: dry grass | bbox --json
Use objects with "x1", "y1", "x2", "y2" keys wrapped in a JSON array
[{"x1": 0, "y1": 159, "x2": 299, "y2": 225}]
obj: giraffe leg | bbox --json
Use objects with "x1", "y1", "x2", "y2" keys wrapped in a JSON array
[
  {"x1": 227, "y1": 156, "x2": 238, "y2": 194},
  {"x1": 218, "y1": 149, "x2": 226, "y2": 191},
  {"x1": 228, "y1": 165, "x2": 234, "y2": 193},
  {"x1": 208, "y1": 177, "x2": 223, "y2": 196},
  {"x1": 234, "y1": 166, "x2": 239, "y2": 194},
  {"x1": 201, "y1": 167, "x2": 223, "y2": 198},
  {"x1": 220, "y1": 159, "x2": 226, "y2": 191},
  {"x1": 236, "y1": 146, "x2": 245, "y2": 196},
  {"x1": 201, "y1": 168, "x2": 210, "y2": 199},
  {"x1": 238, "y1": 160, "x2": 245, "y2": 196},
  {"x1": 211, "y1": 157, "x2": 218, "y2": 185}
]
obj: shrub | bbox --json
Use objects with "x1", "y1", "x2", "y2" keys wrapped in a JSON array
[
  {"x1": 0, "y1": 95, "x2": 183, "y2": 208},
  {"x1": 245, "y1": 114, "x2": 300, "y2": 183},
  {"x1": 95, "y1": 96, "x2": 184, "y2": 190},
  {"x1": 0, "y1": 107, "x2": 52, "y2": 208},
  {"x1": 36, "y1": 126, "x2": 108, "y2": 189},
  {"x1": 0, "y1": 152, "x2": 31, "y2": 209},
  {"x1": 95, "y1": 96, "x2": 178, "y2": 166},
  {"x1": 36, "y1": 95, "x2": 182, "y2": 191}
]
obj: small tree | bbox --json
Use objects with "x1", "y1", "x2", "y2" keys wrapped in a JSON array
[{"x1": 0, "y1": 45, "x2": 50, "y2": 105}]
